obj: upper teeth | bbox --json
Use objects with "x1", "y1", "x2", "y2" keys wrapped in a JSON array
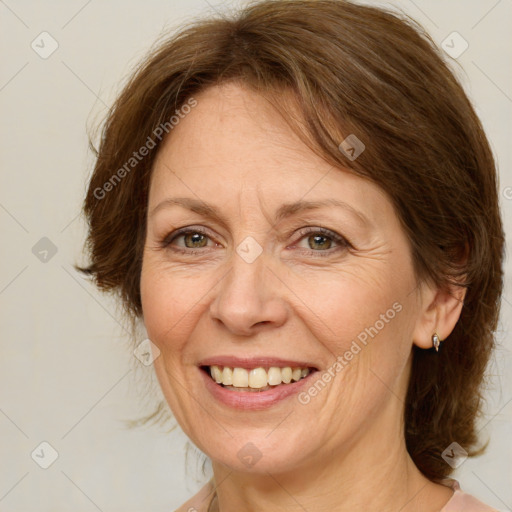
[{"x1": 209, "y1": 365, "x2": 311, "y2": 388}]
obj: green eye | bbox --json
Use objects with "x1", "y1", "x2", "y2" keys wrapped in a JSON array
[
  {"x1": 163, "y1": 225, "x2": 350, "y2": 258},
  {"x1": 307, "y1": 234, "x2": 333, "y2": 251},
  {"x1": 294, "y1": 227, "x2": 349, "y2": 254},
  {"x1": 182, "y1": 232, "x2": 208, "y2": 248},
  {"x1": 162, "y1": 227, "x2": 213, "y2": 252}
]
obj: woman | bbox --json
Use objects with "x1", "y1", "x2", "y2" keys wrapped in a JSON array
[{"x1": 79, "y1": 1, "x2": 505, "y2": 510}]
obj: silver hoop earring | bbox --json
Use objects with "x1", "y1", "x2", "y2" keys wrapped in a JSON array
[{"x1": 432, "y1": 332, "x2": 441, "y2": 352}]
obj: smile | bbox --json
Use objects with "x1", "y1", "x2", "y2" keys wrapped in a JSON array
[
  {"x1": 204, "y1": 365, "x2": 314, "y2": 391},
  {"x1": 198, "y1": 357, "x2": 319, "y2": 409}
]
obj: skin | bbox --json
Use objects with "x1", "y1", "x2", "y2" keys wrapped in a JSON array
[{"x1": 140, "y1": 82, "x2": 466, "y2": 512}]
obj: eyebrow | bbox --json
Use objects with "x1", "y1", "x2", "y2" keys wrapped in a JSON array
[{"x1": 149, "y1": 197, "x2": 371, "y2": 227}]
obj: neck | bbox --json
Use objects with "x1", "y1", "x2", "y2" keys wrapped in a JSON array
[{"x1": 209, "y1": 414, "x2": 453, "y2": 512}]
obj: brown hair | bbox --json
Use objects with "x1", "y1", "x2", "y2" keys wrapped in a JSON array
[{"x1": 79, "y1": 0, "x2": 505, "y2": 481}]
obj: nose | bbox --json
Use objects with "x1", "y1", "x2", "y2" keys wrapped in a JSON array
[{"x1": 208, "y1": 247, "x2": 289, "y2": 336}]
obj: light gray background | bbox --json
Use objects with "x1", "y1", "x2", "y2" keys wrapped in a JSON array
[{"x1": 1, "y1": 0, "x2": 511, "y2": 511}]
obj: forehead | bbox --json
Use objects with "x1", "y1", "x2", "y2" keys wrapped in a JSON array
[
  {"x1": 155, "y1": 83, "x2": 317, "y2": 180},
  {"x1": 149, "y1": 83, "x2": 392, "y2": 225}
]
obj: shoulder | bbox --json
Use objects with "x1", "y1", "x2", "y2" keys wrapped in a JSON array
[
  {"x1": 174, "y1": 479, "x2": 215, "y2": 512},
  {"x1": 440, "y1": 480, "x2": 499, "y2": 512}
]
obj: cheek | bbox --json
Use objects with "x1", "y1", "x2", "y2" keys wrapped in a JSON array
[
  {"x1": 287, "y1": 261, "x2": 419, "y2": 426},
  {"x1": 140, "y1": 261, "x2": 207, "y2": 351},
  {"x1": 289, "y1": 262, "x2": 413, "y2": 354}
]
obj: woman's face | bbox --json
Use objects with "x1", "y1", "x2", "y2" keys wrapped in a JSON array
[{"x1": 141, "y1": 83, "x2": 430, "y2": 474}]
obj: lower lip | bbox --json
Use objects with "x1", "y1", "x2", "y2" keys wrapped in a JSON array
[{"x1": 200, "y1": 368, "x2": 316, "y2": 410}]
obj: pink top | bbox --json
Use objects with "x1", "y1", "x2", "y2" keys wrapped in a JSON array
[
  {"x1": 440, "y1": 479, "x2": 498, "y2": 511},
  {"x1": 175, "y1": 478, "x2": 499, "y2": 511}
]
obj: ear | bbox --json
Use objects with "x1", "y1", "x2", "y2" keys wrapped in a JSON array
[{"x1": 412, "y1": 280, "x2": 467, "y2": 349}]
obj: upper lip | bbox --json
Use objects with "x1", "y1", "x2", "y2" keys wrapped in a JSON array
[{"x1": 198, "y1": 356, "x2": 318, "y2": 370}]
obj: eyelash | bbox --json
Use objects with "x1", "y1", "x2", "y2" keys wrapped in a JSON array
[{"x1": 161, "y1": 225, "x2": 351, "y2": 257}]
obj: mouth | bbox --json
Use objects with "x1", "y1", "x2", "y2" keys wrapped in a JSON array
[{"x1": 200, "y1": 364, "x2": 318, "y2": 392}]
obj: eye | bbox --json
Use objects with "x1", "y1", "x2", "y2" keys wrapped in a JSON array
[
  {"x1": 161, "y1": 226, "x2": 217, "y2": 253},
  {"x1": 293, "y1": 227, "x2": 349, "y2": 255},
  {"x1": 180, "y1": 232, "x2": 208, "y2": 248},
  {"x1": 161, "y1": 225, "x2": 350, "y2": 257}
]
